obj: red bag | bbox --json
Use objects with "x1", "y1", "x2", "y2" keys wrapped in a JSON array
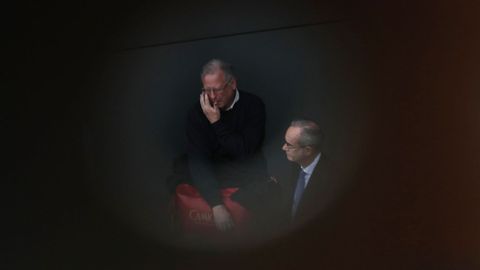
[{"x1": 175, "y1": 184, "x2": 251, "y2": 234}]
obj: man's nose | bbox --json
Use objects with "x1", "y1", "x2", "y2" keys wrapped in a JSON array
[
  {"x1": 207, "y1": 91, "x2": 216, "y2": 100},
  {"x1": 282, "y1": 143, "x2": 287, "y2": 151}
]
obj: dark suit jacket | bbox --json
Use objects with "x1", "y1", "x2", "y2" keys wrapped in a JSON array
[{"x1": 283, "y1": 154, "x2": 342, "y2": 226}]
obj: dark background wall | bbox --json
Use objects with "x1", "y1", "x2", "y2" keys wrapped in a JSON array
[{"x1": 5, "y1": 1, "x2": 480, "y2": 269}]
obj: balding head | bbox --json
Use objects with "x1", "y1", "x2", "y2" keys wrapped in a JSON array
[{"x1": 289, "y1": 119, "x2": 323, "y2": 152}]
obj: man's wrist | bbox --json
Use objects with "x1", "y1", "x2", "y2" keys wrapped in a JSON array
[
  {"x1": 212, "y1": 204, "x2": 226, "y2": 211},
  {"x1": 209, "y1": 116, "x2": 220, "y2": 124}
]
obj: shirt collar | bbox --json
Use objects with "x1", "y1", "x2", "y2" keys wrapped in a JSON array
[
  {"x1": 226, "y1": 89, "x2": 239, "y2": 111},
  {"x1": 300, "y1": 152, "x2": 321, "y2": 175}
]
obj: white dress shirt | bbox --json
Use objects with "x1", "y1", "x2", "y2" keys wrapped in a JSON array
[{"x1": 225, "y1": 89, "x2": 239, "y2": 111}]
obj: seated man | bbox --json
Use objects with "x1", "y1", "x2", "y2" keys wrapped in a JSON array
[
  {"x1": 186, "y1": 59, "x2": 268, "y2": 232},
  {"x1": 281, "y1": 119, "x2": 340, "y2": 225}
]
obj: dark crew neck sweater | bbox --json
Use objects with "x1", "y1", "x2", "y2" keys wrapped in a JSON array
[{"x1": 186, "y1": 90, "x2": 267, "y2": 207}]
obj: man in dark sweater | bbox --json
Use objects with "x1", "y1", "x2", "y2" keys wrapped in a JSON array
[{"x1": 186, "y1": 59, "x2": 268, "y2": 232}]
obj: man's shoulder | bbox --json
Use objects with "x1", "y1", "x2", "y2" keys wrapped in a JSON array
[
  {"x1": 238, "y1": 90, "x2": 262, "y2": 101},
  {"x1": 312, "y1": 154, "x2": 336, "y2": 177},
  {"x1": 309, "y1": 154, "x2": 346, "y2": 197},
  {"x1": 237, "y1": 90, "x2": 264, "y2": 108}
]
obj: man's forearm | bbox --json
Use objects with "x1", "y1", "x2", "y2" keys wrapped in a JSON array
[{"x1": 188, "y1": 155, "x2": 223, "y2": 207}]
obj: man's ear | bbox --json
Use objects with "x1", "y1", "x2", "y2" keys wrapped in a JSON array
[
  {"x1": 231, "y1": 79, "x2": 237, "y2": 89},
  {"x1": 304, "y1": 146, "x2": 314, "y2": 156}
]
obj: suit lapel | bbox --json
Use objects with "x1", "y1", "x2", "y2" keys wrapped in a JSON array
[
  {"x1": 294, "y1": 156, "x2": 335, "y2": 221},
  {"x1": 299, "y1": 158, "x2": 325, "y2": 205}
]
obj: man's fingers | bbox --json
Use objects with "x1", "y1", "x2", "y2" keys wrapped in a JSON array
[
  {"x1": 219, "y1": 221, "x2": 233, "y2": 232},
  {"x1": 204, "y1": 94, "x2": 214, "y2": 110},
  {"x1": 224, "y1": 217, "x2": 234, "y2": 231},
  {"x1": 200, "y1": 93, "x2": 213, "y2": 112},
  {"x1": 199, "y1": 93, "x2": 206, "y2": 109},
  {"x1": 204, "y1": 93, "x2": 212, "y2": 109},
  {"x1": 214, "y1": 217, "x2": 234, "y2": 232},
  {"x1": 217, "y1": 221, "x2": 227, "y2": 231}
]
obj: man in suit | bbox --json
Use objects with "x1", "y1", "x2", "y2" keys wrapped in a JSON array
[{"x1": 282, "y1": 119, "x2": 338, "y2": 225}]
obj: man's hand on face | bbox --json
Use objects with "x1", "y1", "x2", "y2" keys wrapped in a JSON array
[
  {"x1": 200, "y1": 92, "x2": 220, "y2": 124},
  {"x1": 212, "y1": 204, "x2": 235, "y2": 232}
]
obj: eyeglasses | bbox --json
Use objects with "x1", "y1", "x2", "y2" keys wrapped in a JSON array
[
  {"x1": 201, "y1": 79, "x2": 232, "y2": 95},
  {"x1": 283, "y1": 141, "x2": 305, "y2": 150}
]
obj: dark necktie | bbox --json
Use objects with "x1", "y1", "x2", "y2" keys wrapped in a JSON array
[{"x1": 292, "y1": 170, "x2": 307, "y2": 218}]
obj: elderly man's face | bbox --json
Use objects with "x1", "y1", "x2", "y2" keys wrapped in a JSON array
[
  {"x1": 202, "y1": 70, "x2": 236, "y2": 110},
  {"x1": 282, "y1": 126, "x2": 308, "y2": 165}
]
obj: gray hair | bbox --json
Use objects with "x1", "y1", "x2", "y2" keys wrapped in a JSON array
[
  {"x1": 290, "y1": 119, "x2": 323, "y2": 150},
  {"x1": 201, "y1": 59, "x2": 236, "y2": 83}
]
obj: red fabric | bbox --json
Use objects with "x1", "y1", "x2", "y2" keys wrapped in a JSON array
[{"x1": 175, "y1": 183, "x2": 251, "y2": 233}]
